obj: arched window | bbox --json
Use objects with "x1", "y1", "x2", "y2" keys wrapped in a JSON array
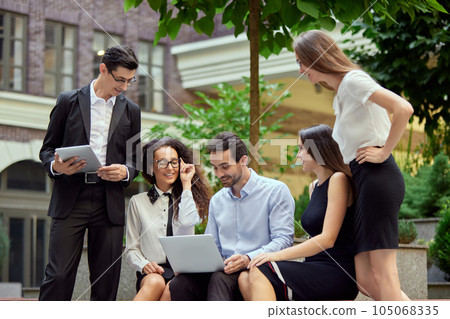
[{"x1": 2, "y1": 160, "x2": 47, "y2": 192}]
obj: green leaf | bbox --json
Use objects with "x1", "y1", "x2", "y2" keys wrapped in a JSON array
[
  {"x1": 222, "y1": 2, "x2": 234, "y2": 24},
  {"x1": 425, "y1": 0, "x2": 448, "y2": 13},
  {"x1": 297, "y1": 0, "x2": 320, "y2": 19},
  {"x1": 260, "y1": 45, "x2": 272, "y2": 59},
  {"x1": 198, "y1": 17, "x2": 215, "y2": 36},
  {"x1": 262, "y1": 0, "x2": 283, "y2": 19},
  {"x1": 234, "y1": 22, "x2": 245, "y2": 36},
  {"x1": 153, "y1": 20, "x2": 167, "y2": 45},
  {"x1": 147, "y1": 0, "x2": 162, "y2": 11},
  {"x1": 123, "y1": 0, "x2": 136, "y2": 12},
  {"x1": 167, "y1": 17, "x2": 182, "y2": 40},
  {"x1": 274, "y1": 32, "x2": 286, "y2": 48},
  {"x1": 281, "y1": 1, "x2": 300, "y2": 27},
  {"x1": 318, "y1": 16, "x2": 336, "y2": 31},
  {"x1": 193, "y1": 20, "x2": 202, "y2": 35}
]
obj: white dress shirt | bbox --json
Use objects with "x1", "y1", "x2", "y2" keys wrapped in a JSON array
[
  {"x1": 332, "y1": 70, "x2": 391, "y2": 164},
  {"x1": 125, "y1": 186, "x2": 201, "y2": 273},
  {"x1": 89, "y1": 80, "x2": 115, "y2": 166}
]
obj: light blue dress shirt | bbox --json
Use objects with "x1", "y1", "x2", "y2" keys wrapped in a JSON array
[{"x1": 205, "y1": 169, "x2": 295, "y2": 260}]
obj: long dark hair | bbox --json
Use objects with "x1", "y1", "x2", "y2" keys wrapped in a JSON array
[
  {"x1": 142, "y1": 137, "x2": 211, "y2": 221},
  {"x1": 299, "y1": 124, "x2": 352, "y2": 181}
]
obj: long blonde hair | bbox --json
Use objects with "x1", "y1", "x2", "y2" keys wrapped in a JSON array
[{"x1": 294, "y1": 30, "x2": 359, "y2": 90}]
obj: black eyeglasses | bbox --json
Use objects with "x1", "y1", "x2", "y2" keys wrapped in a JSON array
[
  {"x1": 154, "y1": 158, "x2": 180, "y2": 169},
  {"x1": 106, "y1": 66, "x2": 136, "y2": 87}
]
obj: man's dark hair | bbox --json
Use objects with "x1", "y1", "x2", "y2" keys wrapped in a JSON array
[
  {"x1": 207, "y1": 132, "x2": 248, "y2": 162},
  {"x1": 101, "y1": 45, "x2": 138, "y2": 71}
]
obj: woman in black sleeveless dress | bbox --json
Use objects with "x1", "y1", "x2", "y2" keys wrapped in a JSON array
[{"x1": 238, "y1": 124, "x2": 358, "y2": 300}]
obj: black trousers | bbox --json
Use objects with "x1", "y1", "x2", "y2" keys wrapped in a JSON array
[
  {"x1": 169, "y1": 271, "x2": 243, "y2": 301},
  {"x1": 39, "y1": 183, "x2": 123, "y2": 301}
]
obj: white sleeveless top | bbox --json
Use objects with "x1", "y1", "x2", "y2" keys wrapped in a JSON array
[{"x1": 332, "y1": 70, "x2": 391, "y2": 164}]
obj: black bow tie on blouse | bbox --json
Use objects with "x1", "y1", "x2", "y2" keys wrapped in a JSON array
[
  {"x1": 147, "y1": 185, "x2": 159, "y2": 204},
  {"x1": 147, "y1": 185, "x2": 172, "y2": 204}
]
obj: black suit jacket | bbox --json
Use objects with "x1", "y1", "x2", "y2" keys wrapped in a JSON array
[{"x1": 40, "y1": 84, "x2": 141, "y2": 225}]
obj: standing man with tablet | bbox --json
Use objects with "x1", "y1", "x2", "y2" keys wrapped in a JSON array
[
  {"x1": 169, "y1": 132, "x2": 295, "y2": 300},
  {"x1": 39, "y1": 46, "x2": 141, "y2": 301}
]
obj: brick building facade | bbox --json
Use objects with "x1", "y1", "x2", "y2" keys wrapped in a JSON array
[{"x1": 0, "y1": 0, "x2": 235, "y2": 291}]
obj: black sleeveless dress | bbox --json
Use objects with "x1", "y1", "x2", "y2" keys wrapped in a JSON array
[{"x1": 258, "y1": 177, "x2": 359, "y2": 300}]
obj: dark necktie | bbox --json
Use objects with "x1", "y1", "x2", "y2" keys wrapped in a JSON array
[
  {"x1": 163, "y1": 192, "x2": 173, "y2": 237},
  {"x1": 162, "y1": 192, "x2": 173, "y2": 271},
  {"x1": 147, "y1": 186, "x2": 174, "y2": 274}
]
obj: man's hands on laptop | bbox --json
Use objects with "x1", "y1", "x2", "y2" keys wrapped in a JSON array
[
  {"x1": 224, "y1": 254, "x2": 250, "y2": 274},
  {"x1": 142, "y1": 261, "x2": 164, "y2": 275}
]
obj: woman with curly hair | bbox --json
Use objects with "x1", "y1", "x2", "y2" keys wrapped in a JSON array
[{"x1": 125, "y1": 137, "x2": 211, "y2": 301}]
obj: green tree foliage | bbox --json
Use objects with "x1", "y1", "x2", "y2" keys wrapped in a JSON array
[
  {"x1": 429, "y1": 201, "x2": 450, "y2": 280},
  {"x1": 345, "y1": 3, "x2": 450, "y2": 156},
  {"x1": 125, "y1": 0, "x2": 446, "y2": 58},
  {"x1": 124, "y1": 1, "x2": 446, "y2": 172},
  {"x1": 400, "y1": 152, "x2": 450, "y2": 218},
  {"x1": 145, "y1": 77, "x2": 292, "y2": 190}
]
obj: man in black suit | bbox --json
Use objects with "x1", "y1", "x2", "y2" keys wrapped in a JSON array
[{"x1": 39, "y1": 46, "x2": 141, "y2": 301}]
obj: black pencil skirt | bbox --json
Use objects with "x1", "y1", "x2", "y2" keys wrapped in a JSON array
[{"x1": 349, "y1": 154, "x2": 405, "y2": 254}]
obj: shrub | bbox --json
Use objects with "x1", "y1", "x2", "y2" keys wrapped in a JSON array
[
  {"x1": 294, "y1": 185, "x2": 310, "y2": 221},
  {"x1": 400, "y1": 152, "x2": 450, "y2": 219},
  {"x1": 292, "y1": 185, "x2": 310, "y2": 238},
  {"x1": 429, "y1": 201, "x2": 450, "y2": 280},
  {"x1": 398, "y1": 219, "x2": 418, "y2": 244}
]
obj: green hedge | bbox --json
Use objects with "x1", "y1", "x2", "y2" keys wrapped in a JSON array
[{"x1": 429, "y1": 201, "x2": 450, "y2": 280}]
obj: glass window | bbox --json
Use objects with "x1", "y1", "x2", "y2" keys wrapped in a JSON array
[
  {"x1": 137, "y1": 40, "x2": 165, "y2": 112},
  {"x1": 1, "y1": 215, "x2": 49, "y2": 287},
  {"x1": 9, "y1": 218, "x2": 24, "y2": 283},
  {"x1": 92, "y1": 31, "x2": 122, "y2": 78},
  {"x1": 0, "y1": 11, "x2": 26, "y2": 92},
  {"x1": 44, "y1": 21, "x2": 76, "y2": 96},
  {"x1": 30, "y1": 218, "x2": 46, "y2": 287},
  {"x1": 5, "y1": 160, "x2": 47, "y2": 192}
]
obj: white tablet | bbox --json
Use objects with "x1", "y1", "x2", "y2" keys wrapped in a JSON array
[
  {"x1": 55, "y1": 145, "x2": 102, "y2": 173},
  {"x1": 159, "y1": 234, "x2": 225, "y2": 273}
]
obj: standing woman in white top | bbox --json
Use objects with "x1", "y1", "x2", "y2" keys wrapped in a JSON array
[
  {"x1": 126, "y1": 137, "x2": 211, "y2": 301},
  {"x1": 294, "y1": 30, "x2": 413, "y2": 301}
]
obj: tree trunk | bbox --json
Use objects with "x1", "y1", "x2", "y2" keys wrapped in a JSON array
[{"x1": 248, "y1": 0, "x2": 260, "y2": 172}]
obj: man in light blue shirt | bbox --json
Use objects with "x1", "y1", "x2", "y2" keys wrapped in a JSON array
[{"x1": 169, "y1": 132, "x2": 294, "y2": 300}]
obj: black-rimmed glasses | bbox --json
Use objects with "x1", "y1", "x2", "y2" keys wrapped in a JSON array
[
  {"x1": 154, "y1": 158, "x2": 180, "y2": 169},
  {"x1": 106, "y1": 66, "x2": 136, "y2": 87}
]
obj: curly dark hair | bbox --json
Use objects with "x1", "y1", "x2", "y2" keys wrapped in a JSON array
[{"x1": 142, "y1": 137, "x2": 211, "y2": 221}]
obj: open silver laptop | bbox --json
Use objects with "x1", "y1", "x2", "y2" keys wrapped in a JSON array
[{"x1": 159, "y1": 234, "x2": 224, "y2": 273}]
